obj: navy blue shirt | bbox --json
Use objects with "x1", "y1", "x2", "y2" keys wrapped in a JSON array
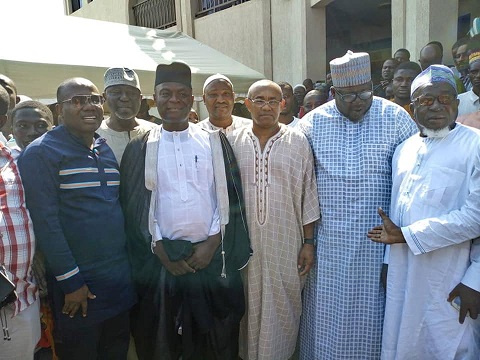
[{"x1": 18, "y1": 125, "x2": 136, "y2": 328}]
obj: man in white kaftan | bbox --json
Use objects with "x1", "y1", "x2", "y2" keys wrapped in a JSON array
[
  {"x1": 368, "y1": 65, "x2": 480, "y2": 359},
  {"x1": 120, "y1": 62, "x2": 251, "y2": 360},
  {"x1": 299, "y1": 51, "x2": 417, "y2": 359},
  {"x1": 229, "y1": 80, "x2": 320, "y2": 360}
]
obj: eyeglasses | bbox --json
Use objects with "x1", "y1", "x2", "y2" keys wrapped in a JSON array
[
  {"x1": 413, "y1": 94, "x2": 456, "y2": 107},
  {"x1": 334, "y1": 88, "x2": 373, "y2": 103},
  {"x1": 61, "y1": 95, "x2": 105, "y2": 107},
  {"x1": 248, "y1": 98, "x2": 282, "y2": 107}
]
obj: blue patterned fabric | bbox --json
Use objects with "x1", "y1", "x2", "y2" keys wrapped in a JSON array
[{"x1": 298, "y1": 98, "x2": 417, "y2": 359}]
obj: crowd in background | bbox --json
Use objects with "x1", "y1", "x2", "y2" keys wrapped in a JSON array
[{"x1": 1, "y1": 20, "x2": 480, "y2": 360}]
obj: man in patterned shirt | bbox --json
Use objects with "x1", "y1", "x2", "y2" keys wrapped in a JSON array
[
  {"x1": 18, "y1": 78, "x2": 136, "y2": 360},
  {"x1": 299, "y1": 50, "x2": 417, "y2": 359},
  {"x1": 228, "y1": 80, "x2": 320, "y2": 360},
  {"x1": 0, "y1": 86, "x2": 40, "y2": 359}
]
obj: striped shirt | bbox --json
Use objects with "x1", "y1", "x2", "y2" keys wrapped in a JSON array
[
  {"x1": 18, "y1": 125, "x2": 136, "y2": 328},
  {"x1": 0, "y1": 144, "x2": 37, "y2": 316}
]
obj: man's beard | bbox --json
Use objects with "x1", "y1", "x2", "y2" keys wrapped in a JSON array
[{"x1": 419, "y1": 124, "x2": 450, "y2": 138}]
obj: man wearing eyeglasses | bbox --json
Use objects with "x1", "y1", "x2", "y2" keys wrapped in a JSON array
[
  {"x1": 17, "y1": 78, "x2": 136, "y2": 359},
  {"x1": 298, "y1": 50, "x2": 417, "y2": 360},
  {"x1": 227, "y1": 80, "x2": 320, "y2": 360},
  {"x1": 367, "y1": 64, "x2": 480, "y2": 359}
]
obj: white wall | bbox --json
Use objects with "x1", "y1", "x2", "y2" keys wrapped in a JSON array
[{"x1": 193, "y1": 0, "x2": 271, "y2": 79}]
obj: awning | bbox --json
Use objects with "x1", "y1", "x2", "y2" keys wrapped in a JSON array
[{"x1": 0, "y1": 14, "x2": 264, "y2": 99}]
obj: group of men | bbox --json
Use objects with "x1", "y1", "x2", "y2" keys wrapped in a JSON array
[
  {"x1": 373, "y1": 36, "x2": 480, "y2": 128},
  {"x1": 1, "y1": 45, "x2": 480, "y2": 360}
]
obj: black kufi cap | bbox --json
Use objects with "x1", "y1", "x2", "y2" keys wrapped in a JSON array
[{"x1": 155, "y1": 62, "x2": 192, "y2": 88}]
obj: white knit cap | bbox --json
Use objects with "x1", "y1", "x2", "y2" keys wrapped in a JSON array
[{"x1": 203, "y1": 73, "x2": 233, "y2": 93}]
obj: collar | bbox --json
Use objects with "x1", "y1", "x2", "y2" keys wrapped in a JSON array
[{"x1": 468, "y1": 89, "x2": 480, "y2": 103}]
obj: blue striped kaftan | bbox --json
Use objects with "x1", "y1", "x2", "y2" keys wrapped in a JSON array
[{"x1": 298, "y1": 98, "x2": 417, "y2": 359}]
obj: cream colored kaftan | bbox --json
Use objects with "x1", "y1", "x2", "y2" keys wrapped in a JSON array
[{"x1": 228, "y1": 124, "x2": 320, "y2": 360}]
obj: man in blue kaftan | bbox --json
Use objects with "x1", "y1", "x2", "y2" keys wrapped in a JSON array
[{"x1": 299, "y1": 50, "x2": 417, "y2": 359}]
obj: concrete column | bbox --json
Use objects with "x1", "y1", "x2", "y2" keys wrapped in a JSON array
[
  {"x1": 177, "y1": 0, "x2": 195, "y2": 37},
  {"x1": 304, "y1": 4, "x2": 327, "y2": 81},
  {"x1": 392, "y1": 0, "x2": 458, "y2": 65},
  {"x1": 175, "y1": 0, "x2": 183, "y2": 30},
  {"x1": 262, "y1": 0, "x2": 273, "y2": 79},
  {"x1": 271, "y1": 0, "x2": 326, "y2": 84}
]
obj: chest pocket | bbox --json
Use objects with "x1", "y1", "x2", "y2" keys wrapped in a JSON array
[
  {"x1": 362, "y1": 143, "x2": 391, "y2": 175},
  {"x1": 191, "y1": 153, "x2": 212, "y2": 190},
  {"x1": 420, "y1": 167, "x2": 465, "y2": 210}
]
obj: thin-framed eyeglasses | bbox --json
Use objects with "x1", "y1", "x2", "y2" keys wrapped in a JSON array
[
  {"x1": 412, "y1": 94, "x2": 456, "y2": 107},
  {"x1": 61, "y1": 94, "x2": 105, "y2": 107},
  {"x1": 248, "y1": 98, "x2": 282, "y2": 107},
  {"x1": 334, "y1": 87, "x2": 373, "y2": 103}
]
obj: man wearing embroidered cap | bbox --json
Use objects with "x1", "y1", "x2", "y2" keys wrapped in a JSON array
[
  {"x1": 198, "y1": 73, "x2": 250, "y2": 134},
  {"x1": 97, "y1": 67, "x2": 156, "y2": 164},
  {"x1": 367, "y1": 64, "x2": 480, "y2": 358},
  {"x1": 458, "y1": 41, "x2": 480, "y2": 126},
  {"x1": 120, "y1": 62, "x2": 251, "y2": 360},
  {"x1": 299, "y1": 50, "x2": 417, "y2": 359}
]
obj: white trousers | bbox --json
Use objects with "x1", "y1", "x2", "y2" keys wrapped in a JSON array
[{"x1": 0, "y1": 298, "x2": 41, "y2": 360}]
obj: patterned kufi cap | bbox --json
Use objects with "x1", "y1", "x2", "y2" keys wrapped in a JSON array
[
  {"x1": 410, "y1": 64, "x2": 457, "y2": 98},
  {"x1": 330, "y1": 50, "x2": 371, "y2": 88},
  {"x1": 104, "y1": 67, "x2": 141, "y2": 91},
  {"x1": 469, "y1": 50, "x2": 480, "y2": 66},
  {"x1": 203, "y1": 73, "x2": 233, "y2": 93}
]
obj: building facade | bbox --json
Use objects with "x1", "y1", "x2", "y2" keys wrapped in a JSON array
[{"x1": 65, "y1": 0, "x2": 480, "y2": 86}]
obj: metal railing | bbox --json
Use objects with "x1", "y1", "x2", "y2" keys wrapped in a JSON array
[
  {"x1": 133, "y1": 0, "x2": 176, "y2": 30},
  {"x1": 196, "y1": 0, "x2": 250, "y2": 18}
]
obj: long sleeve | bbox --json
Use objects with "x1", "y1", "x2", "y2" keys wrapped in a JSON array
[
  {"x1": 401, "y1": 145, "x2": 480, "y2": 255},
  {"x1": 18, "y1": 150, "x2": 84, "y2": 294},
  {"x1": 301, "y1": 138, "x2": 320, "y2": 226},
  {"x1": 461, "y1": 237, "x2": 480, "y2": 292}
]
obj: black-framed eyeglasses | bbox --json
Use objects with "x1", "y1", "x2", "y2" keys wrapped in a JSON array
[
  {"x1": 61, "y1": 94, "x2": 105, "y2": 107},
  {"x1": 413, "y1": 94, "x2": 456, "y2": 107},
  {"x1": 248, "y1": 98, "x2": 282, "y2": 107},
  {"x1": 334, "y1": 87, "x2": 373, "y2": 103}
]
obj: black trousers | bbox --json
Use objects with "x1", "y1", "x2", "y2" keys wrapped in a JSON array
[{"x1": 55, "y1": 310, "x2": 130, "y2": 360}]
